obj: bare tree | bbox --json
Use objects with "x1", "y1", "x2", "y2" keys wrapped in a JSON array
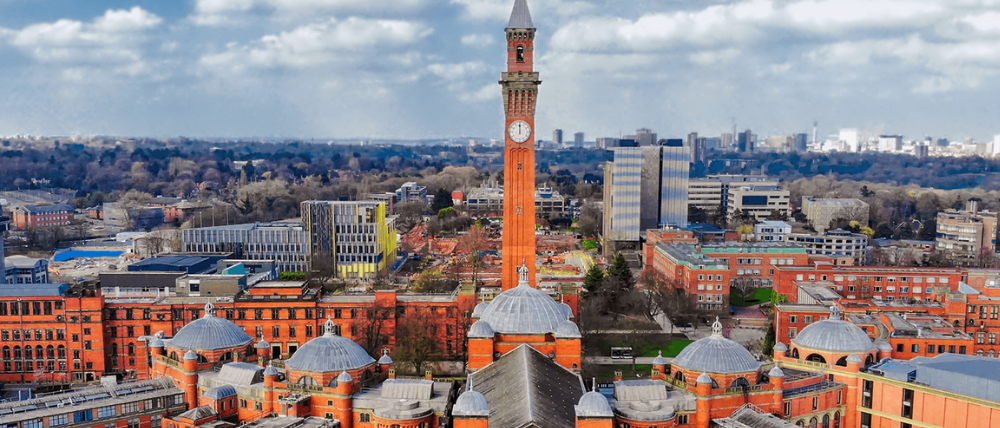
[
  {"x1": 116, "y1": 190, "x2": 153, "y2": 231},
  {"x1": 358, "y1": 299, "x2": 392, "y2": 358},
  {"x1": 456, "y1": 225, "x2": 489, "y2": 285},
  {"x1": 617, "y1": 319, "x2": 661, "y2": 371},
  {"x1": 395, "y1": 308, "x2": 440, "y2": 375},
  {"x1": 730, "y1": 277, "x2": 758, "y2": 306}
]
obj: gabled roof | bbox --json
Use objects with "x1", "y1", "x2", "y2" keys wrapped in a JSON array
[
  {"x1": 16, "y1": 204, "x2": 73, "y2": 214},
  {"x1": 218, "y1": 362, "x2": 265, "y2": 385},
  {"x1": 176, "y1": 405, "x2": 217, "y2": 422},
  {"x1": 507, "y1": 0, "x2": 533, "y2": 29},
  {"x1": 714, "y1": 404, "x2": 798, "y2": 428},
  {"x1": 381, "y1": 379, "x2": 434, "y2": 400},
  {"x1": 470, "y1": 344, "x2": 585, "y2": 428}
]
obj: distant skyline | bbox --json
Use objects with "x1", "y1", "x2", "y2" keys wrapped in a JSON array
[{"x1": 1, "y1": 0, "x2": 998, "y2": 142}]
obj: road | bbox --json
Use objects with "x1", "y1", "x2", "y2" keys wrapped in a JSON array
[{"x1": 584, "y1": 356, "x2": 673, "y2": 365}]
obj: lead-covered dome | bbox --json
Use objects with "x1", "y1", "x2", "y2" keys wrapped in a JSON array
[
  {"x1": 575, "y1": 391, "x2": 613, "y2": 417},
  {"x1": 285, "y1": 319, "x2": 376, "y2": 373},
  {"x1": 673, "y1": 318, "x2": 761, "y2": 374},
  {"x1": 792, "y1": 307, "x2": 876, "y2": 353},
  {"x1": 170, "y1": 303, "x2": 253, "y2": 351},
  {"x1": 454, "y1": 387, "x2": 490, "y2": 417},
  {"x1": 479, "y1": 264, "x2": 567, "y2": 334}
]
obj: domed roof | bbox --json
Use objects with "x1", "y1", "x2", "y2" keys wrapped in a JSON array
[
  {"x1": 170, "y1": 303, "x2": 253, "y2": 351},
  {"x1": 478, "y1": 263, "x2": 568, "y2": 334},
  {"x1": 878, "y1": 341, "x2": 893, "y2": 352},
  {"x1": 468, "y1": 320, "x2": 495, "y2": 338},
  {"x1": 378, "y1": 354, "x2": 394, "y2": 365},
  {"x1": 652, "y1": 350, "x2": 668, "y2": 366},
  {"x1": 575, "y1": 391, "x2": 613, "y2": 417},
  {"x1": 256, "y1": 338, "x2": 270, "y2": 349},
  {"x1": 472, "y1": 303, "x2": 488, "y2": 318},
  {"x1": 847, "y1": 354, "x2": 863, "y2": 364},
  {"x1": 673, "y1": 318, "x2": 761, "y2": 374},
  {"x1": 555, "y1": 320, "x2": 581, "y2": 339},
  {"x1": 337, "y1": 371, "x2": 354, "y2": 383},
  {"x1": 183, "y1": 350, "x2": 198, "y2": 360},
  {"x1": 768, "y1": 367, "x2": 785, "y2": 378},
  {"x1": 285, "y1": 319, "x2": 375, "y2": 373},
  {"x1": 150, "y1": 338, "x2": 165, "y2": 349},
  {"x1": 697, "y1": 373, "x2": 713, "y2": 384},
  {"x1": 263, "y1": 364, "x2": 280, "y2": 377},
  {"x1": 558, "y1": 302, "x2": 574, "y2": 319},
  {"x1": 453, "y1": 385, "x2": 490, "y2": 417},
  {"x1": 203, "y1": 385, "x2": 237, "y2": 400},
  {"x1": 792, "y1": 307, "x2": 876, "y2": 353},
  {"x1": 773, "y1": 342, "x2": 788, "y2": 352}
]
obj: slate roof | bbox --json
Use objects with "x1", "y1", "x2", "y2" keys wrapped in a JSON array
[
  {"x1": 478, "y1": 281, "x2": 571, "y2": 334},
  {"x1": 218, "y1": 362, "x2": 265, "y2": 386},
  {"x1": 203, "y1": 385, "x2": 238, "y2": 400},
  {"x1": 176, "y1": 405, "x2": 218, "y2": 422},
  {"x1": 507, "y1": 0, "x2": 533, "y2": 29},
  {"x1": 713, "y1": 404, "x2": 799, "y2": 428},
  {"x1": 792, "y1": 308, "x2": 876, "y2": 353},
  {"x1": 470, "y1": 344, "x2": 585, "y2": 428},
  {"x1": 673, "y1": 319, "x2": 761, "y2": 374},
  {"x1": 169, "y1": 305, "x2": 253, "y2": 351},
  {"x1": 17, "y1": 204, "x2": 73, "y2": 214},
  {"x1": 869, "y1": 354, "x2": 1000, "y2": 403},
  {"x1": 380, "y1": 379, "x2": 434, "y2": 400},
  {"x1": 285, "y1": 320, "x2": 375, "y2": 373}
]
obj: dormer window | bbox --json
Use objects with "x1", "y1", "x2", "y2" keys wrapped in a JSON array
[{"x1": 516, "y1": 45, "x2": 525, "y2": 62}]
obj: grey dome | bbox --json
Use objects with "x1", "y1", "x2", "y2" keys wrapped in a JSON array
[
  {"x1": 285, "y1": 319, "x2": 375, "y2": 373},
  {"x1": 847, "y1": 354, "x2": 863, "y2": 364},
  {"x1": 150, "y1": 338, "x2": 165, "y2": 349},
  {"x1": 203, "y1": 385, "x2": 237, "y2": 400},
  {"x1": 183, "y1": 350, "x2": 198, "y2": 361},
  {"x1": 468, "y1": 320, "x2": 495, "y2": 338},
  {"x1": 453, "y1": 390, "x2": 489, "y2": 417},
  {"x1": 558, "y1": 302, "x2": 574, "y2": 319},
  {"x1": 478, "y1": 277, "x2": 568, "y2": 334},
  {"x1": 673, "y1": 318, "x2": 761, "y2": 374},
  {"x1": 256, "y1": 339, "x2": 270, "y2": 349},
  {"x1": 792, "y1": 307, "x2": 875, "y2": 353},
  {"x1": 337, "y1": 371, "x2": 354, "y2": 383},
  {"x1": 555, "y1": 320, "x2": 582, "y2": 339},
  {"x1": 472, "y1": 303, "x2": 488, "y2": 318},
  {"x1": 575, "y1": 391, "x2": 613, "y2": 417},
  {"x1": 263, "y1": 365, "x2": 280, "y2": 377},
  {"x1": 697, "y1": 373, "x2": 713, "y2": 385},
  {"x1": 652, "y1": 350, "x2": 668, "y2": 366},
  {"x1": 773, "y1": 342, "x2": 788, "y2": 352},
  {"x1": 378, "y1": 354, "x2": 394, "y2": 365},
  {"x1": 768, "y1": 367, "x2": 785, "y2": 378},
  {"x1": 878, "y1": 341, "x2": 893, "y2": 352},
  {"x1": 170, "y1": 303, "x2": 253, "y2": 351}
]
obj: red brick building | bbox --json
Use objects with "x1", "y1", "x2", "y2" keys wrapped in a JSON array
[{"x1": 12, "y1": 204, "x2": 74, "y2": 228}]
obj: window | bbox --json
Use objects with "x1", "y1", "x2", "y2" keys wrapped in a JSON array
[
  {"x1": 273, "y1": 326, "x2": 281, "y2": 337},
  {"x1": 678, "y1": 415, "x2": 689, "y2": 425},
  {"x1": 897, "y1": 343, "x2": 904, "y2": 352},
  {"x1": 789, "y1": 316, "x2": 797, "y2": 324},
  {"x1": 289, "y1": 326, "x2": 297, "y2": 338},
  {"x1": 902, "y1": 388, "x2": 914, "y2": 418},
  {"x1": 272, "y1": 309, "x2": 280, "y2": 319},
  {"x1": 50, "y1": 414, "x2": 70, "y2": 426},
  {"x1": 812, "y1": 396, "x2": 818, "y2": 410},
  {"x1": 360, "y1": 414, "x2": 371, "y2": 423},
  {"x1": 123, "y1": 402, "x2": 140, "y2": 414},
  {"x1": 912, "y1": 344, "x2": 919, "y2": 353},
  {"x1": 128, "y1": 419, "x2": 140, "y2": 428},
  {"x1": 784, "y1": 402, "x2": 791, "y2": 416},
  {"x1": 24, "y1": 420, "x2": 43, "y2": 428},
  {"x1": 789, "y1": 328, "x2": 797, "y2": 338},
  {"x1": 74, "y1": 410, "x2": 93, "y2": 422},
  {"x1": 862, "y1": 380, "x2": 873, "y2": 408},
  {"x1": 804, "y1": 316, "x2": 813, "y2": 324},
  {"x1": 861, "y1": 412, "x2": 872, "y2": 428},
  {"x1": 306, "y1": 325, "x2": 314, "y2": 337},
  {"x1": 838, "y1": 390, "x2": 842, "y2": 404},
  {"x1": 97, "y1": 406, "x2": 116, "y2": 418}
]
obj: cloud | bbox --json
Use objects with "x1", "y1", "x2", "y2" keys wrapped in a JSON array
[
  {"x1": 190, "y1": 0, "x2": 433, "y2": 26},
  {"x1": 202, "y1": 17, "x2": 433, "y2": 69},
  {"x1": 689, "y1": 48, "x2": 740, "y2": 66},
  {"x1": 451, "y1": 0, "x2": 593, "y2": 21},
  {"x1": 461, "y1": 33, "x2": 494, "y2": 47},
  {"x1": 783, "y1": 0, "x2": 945, "y2": 32}
]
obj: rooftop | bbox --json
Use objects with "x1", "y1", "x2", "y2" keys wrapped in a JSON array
[
  {"x1": 0, "y1": 283, "x2": 69, "y2": 297},
  {"x1": 655, "y1": 243, "x2": 728, "y2": 270},
  {"x1": 868, "y1": 353, "x2": 1000, "y2": 403},
  {"x1": 0, "y1": 378, "x2": 182, "y2": 424}
]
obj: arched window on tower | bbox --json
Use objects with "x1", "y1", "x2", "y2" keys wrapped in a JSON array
[{"x1": 516, "y1": 46, "x2": 525, "y2": 63}]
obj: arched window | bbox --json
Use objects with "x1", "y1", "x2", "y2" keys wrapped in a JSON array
[
  {"x1": 1, "y1": 346, "x2": 9, "y2": 359},
  {"x1": 57, "y1": 345, "x2": 66, "y2": 359},
  {"x1": 674, "y1": 371, "x2": 685, "y2": 383},
  {"x1": 198, "y1": 354, "x2": 209, "y2": 364},
  {"x1": 809, "y1": 417, "x2": 818, "y2": 428},
  {"x1": 791, "y1": 348, "x2": 800, "y2": 359},
  {"x1": 823, "y1": 414, "x2": 830, "y2": 428},
  {"x1": 797, "y1": 421, "x2": 805, "y2": 427},
  {"x1": 833, "y1": 411, "x2": 840, "y2": 428},
  {"x1": 865, "y1": 354, "x2": 875, "y2": 365},
  {"x1": 127, "y1": 344, "x2": 135, "y2": 356},
  {"x1": 111, "y1": 343, "x2": 118, "y2": 356},
  {"x1": 731, "y1": 377, "x2": 750, "y2": 388},
  {"x1": 805, "y1": 354, "x2": 826, "y2": 363},
  {"x1": 516, "y1": 46, "x2": 525, "y2": 63},
  {"x1": 835, "y1": 356, "x2": 848, "y2": 367},
  {"x1": 298, "y1": 376, "x2": 317, "y2": 386},
  {"x1": 24, "y1": 346, "x2": 33, "y2": 360},
  {"x1": 170, "y1": 352, "x2": 179, "y2": 360},
  {"x1": 47, "y1": 345, "x2": 55, "y2": 359},
  {"x1": 36, "y1": 347, "x2": 44, "y2": 359}
]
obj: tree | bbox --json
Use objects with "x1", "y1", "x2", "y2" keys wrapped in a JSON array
[
  {"x1": 395, "y1": 308, "x2": 440, "y2": 375},
  {"x1": 431, "y1": 188, "x2": 452, "y2": 213},
  {"x1": 917, "y1": 219, "x2": 937, "y2": 241},
  {"x1": 395, "y1": 201, "x2": 428, "y2": 230},
  {"x1": 456, "y1": 225, "x2": 489, "y2": 285},
  {"x1": 116, "y1": 189, "x2": 153, "y2": 231},
  {"x1": 617, "y1": 319, "x2": 660, "y2": 370},
  {"x1": 607, "y1": 253, "x2": 635, "y2": 290},
  {"x1": 762, "y1": 322, "x2": 776, "y2": 357},
  {"x1": 582, "y1": 264, "x2": 605, "y2": 299},
  {"x1": 358, "y1": 300, "x2": 392, "y2": 358},
  {"x1": 658, "y1": 287, "x2": 707, "y2": 334},
  {"x1": 688, "y1": 206, "x2": 709, "y2": 224},
  {"x1": 730, "y1": 277, "x2": 758, "y2": 306}
]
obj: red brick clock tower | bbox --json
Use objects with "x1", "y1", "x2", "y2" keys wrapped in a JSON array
[{"x1": 500, "y1": 0, "x2": 541, "y2": 290}]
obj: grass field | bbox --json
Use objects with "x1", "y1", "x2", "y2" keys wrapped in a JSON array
[
  {"x1": 581, "y1": 239, "x2": 598, "y2": 250},
  {"x1": 730, "y1": 287, "x2": 773, "y2": 307}
]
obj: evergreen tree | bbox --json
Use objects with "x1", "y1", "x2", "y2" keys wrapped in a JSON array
[
  {"x1": 431, "y1": 188, "x2": 452, "y2": 213},
  {"x1": 582, "y1": 264, "x2": 605, "y2": 299},
  {"x1": 607, "y1": 253, "x2": 635, "y2": 290},
  {"x1": 762, "y1": 322, "x2": 776, "y2": 357}
]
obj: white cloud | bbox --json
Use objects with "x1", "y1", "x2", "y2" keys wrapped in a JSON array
[
  {"x1": 190, "y1": 0, "x2": 433, "y2": 26},
  {"x1": 93, "y1": 6, "x2": 163, "y2": 33},
  {"x1": 689, "y1": 48, "x2": 740, "y2": 66},
  {"x1": 783, "y1": 0, "x2": 944, "y2": 31},
  {"x1": 451, "y1": 0, "x2": 593, "y2": 21},
  {"x1": 202, "y1": 17, "x2": 432, "y2": 69},
  {"x1": 461, "y1": 33, "x2": 494, "y2": 47}
]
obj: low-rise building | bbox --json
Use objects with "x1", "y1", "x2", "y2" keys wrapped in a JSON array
[
  {"x1": 688, "y1": 174, "x2": 780, "y2": 212},
  {"x1": 395, "y1": 182, "x2": 427, "y2": 204},
  {"x1": 465, "y1": 182, "x2": 566, "y2": 218},
  {"x1": 755, "y1": 221, "x2": 792, "y2": 242},
  {"x1": 801, "y1": 197, "x2": 869, "y2": 233},
  {"x1": 727, "y1": 185, "x2": 790, "y2": 222},
  {"x1": 4, "y1": 255, "x2": 50, "y2": 284},
  {"x1": 788, "y1": 229, "x2": 869, "y2": 265},
  {"x1": 12, "y1": 204, "x2": 74, "y2": 229},
  {"x1": 936, "y1": 200, "x2": 998, "y2": 260},
  {"x1": 182, "y1": 222, "x2": 309, "y2": 273}
]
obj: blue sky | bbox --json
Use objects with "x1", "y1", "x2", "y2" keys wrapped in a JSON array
[{"x1": 1, "y1": 0, "x2": 998, "y2": 142}]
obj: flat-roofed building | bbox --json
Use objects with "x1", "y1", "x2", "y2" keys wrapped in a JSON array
[
  {"x1": 182, "y1": 222, "x2": 308, "y2": 273},
  {"x1": 688, "y1": 175, "x2": 780, "y2": 212},
  {"x1": 727, "y1": 185, "x2": 790, "y2": 222},
  {"x1": 801, "y1": 197, "x2": 869, "y2": 233},
  {"x1": 936, "y1": 200, "x2": 998, "y2": 261},
  {"x1": 300, "y1": 200, "x2": 398, "y2": 281},
  {"x1": 788, "y1": 229, "x2": 869, "y2": 265},
  {"x1": 4, "y1": 255, "x2": 50, "y2": 284}
]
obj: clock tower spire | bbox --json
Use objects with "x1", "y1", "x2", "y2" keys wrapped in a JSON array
[{"x1": 500, "y1": 0, "x2": 540, "y2": 290}]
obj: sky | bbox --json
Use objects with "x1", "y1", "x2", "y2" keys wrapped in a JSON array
[{"x1": 1, "y1": 0, "x2": 999, "y2": 142}]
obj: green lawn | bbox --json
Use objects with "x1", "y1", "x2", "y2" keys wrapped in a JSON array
[
  {"x1": 581, "y1": 240, "x2": 598, "y2": 250},
  {"x1": 639, "y1": 340, "x2": 694, "y2": 357},
  {"x1": 731, "y1": 287, "x2": 774, "y2": 307}
]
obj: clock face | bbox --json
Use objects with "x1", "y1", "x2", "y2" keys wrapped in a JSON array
[{"x1": 508, "y1": 120, "x2": 532, "y2": 144}]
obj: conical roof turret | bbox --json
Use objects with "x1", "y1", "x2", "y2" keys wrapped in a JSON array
[{"x1": 508, "y1": 0, "x2": 534, "y2": 29}]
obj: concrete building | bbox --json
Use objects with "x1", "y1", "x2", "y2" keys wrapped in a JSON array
[
  {"x1": 636, "y1": 128, "x2": 656, "y2": 146},
  {"x1": 738, "y1": 129, "x2": 754, "y2": 153},
  {"x1": 727, "y1": 185, "x2": 790, "y2": 222},
  {"x1": 801, "y1": 197, "x2": 870, "y2": 233},
  {"x1": 755, "y1": 221, "x2": 792, "y2": 242},
  {"x1": 604, "y1": 145, "x2": 690, "y2": 250},
  {"x1": 794, "y1": 133, "x2": 808, "y2": 151},
  {"x1": 552, "y1": 129, "x2": 563, "y2": 147},
  {"x1": 595, "y1": 137, "x2": 618, "y2": 149},
  {"x1": 182, "y1": 221, "x2": 309, "y2": 273},
  {"x1": 688, "y1": 175, "x2": 780, "y2": 212},
  {"x1": 879, "y1": 135, "x2": 904, "y2": 152},
  {"x1": 463, "y1": 182, "x2": 567, "y2": 218},
  {"x1": 936, "y1": 200, "x2": 998, "y2": 260},
  {"x1": 300, "y1": 201, "x2": 398, "y2": 281},
  {"x1": 573, "y1": 132, "x2": 584, "y2": 148},
  {"x1": 103, "y1": 202, "x2": 164, "y2": 231},
  {"x1": 4, "y1": 255, "x2": 50, "y2": 284},
  {"x1": 12, "y1": 204, "x2": 74, "y2": 229},
  {"x1": 394, "y1": 182, "x2": 427, "y2": 204},
  {"x1": 788, "y1": 229, "x2": 869, "y2": 265}
]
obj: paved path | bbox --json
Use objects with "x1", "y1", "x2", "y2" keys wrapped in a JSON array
[{"x1": 584, "y1": 356, "x2": 674, "y2": 365}]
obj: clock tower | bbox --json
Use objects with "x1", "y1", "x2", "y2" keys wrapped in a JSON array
[{"x1": 500, "y1": 0, "x2": 541, "y2": 290}]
